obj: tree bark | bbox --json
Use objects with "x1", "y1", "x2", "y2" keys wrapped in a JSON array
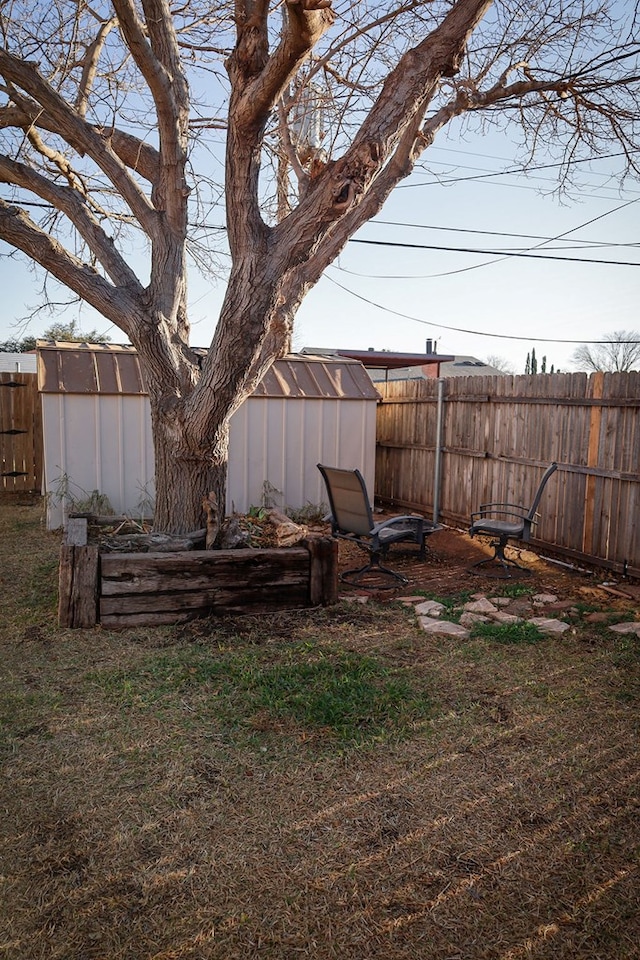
[{"x1": 150, "y1": 400, "x2": 230, "y2": 534}]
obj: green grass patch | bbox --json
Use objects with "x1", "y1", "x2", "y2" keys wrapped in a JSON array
[
  {"x1": 92, "y1": 645, "x2": 432, "y2": 745},
  {"x1": 494, "y1": 582, "x2": 533, "y2": 599},
  {"x1": 470, "y1": 620, "x2": 545, "y2": 645}
]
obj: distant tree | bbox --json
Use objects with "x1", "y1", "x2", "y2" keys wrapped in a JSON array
[
  {"x1": 41, "y1": 319, "x2": 110, "y2": 344},
  {"x1": 485, "y1": 354, "x2": 515, "y2": 374},
  {"x1": 530, "y1": 348, "x2": 538, "y2": 375},
  {"x1": 571, "y1": 330, "x2": 640, "y2": 372},
  {"x1": 525, "y1": 352, "x2": 530, "y2": 375},
  {"x1": 0, "y1": 335, "x2": 35, "y2": 352},
  {"x1": 0, "y1": 319, "x2": 109, "y2": 351},
  {"x1": 541, "y1": 355, "x2": 546, "y2": 373}
]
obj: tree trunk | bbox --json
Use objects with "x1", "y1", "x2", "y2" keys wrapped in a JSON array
[{"x1": 151, "y1": 404, "x2": 230, "y2": 534}]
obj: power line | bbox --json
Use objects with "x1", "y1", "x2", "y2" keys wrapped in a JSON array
[
  {"x1": 370, "y1": 220, "x2": 640, "y2": 247},
  {"x1": 349, "y1": 237, "x2": 640, "y2": 267},
  {"x1": 397, "y1": 150, "x2": 640, "y2": 190},
  {"x1": 325, "y1": 273, "x2": 639, "y2": 346}
]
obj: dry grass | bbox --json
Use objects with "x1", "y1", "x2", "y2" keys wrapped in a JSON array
[{"x1": 1, "y1": 496, "x2": 639, "y2": 960}]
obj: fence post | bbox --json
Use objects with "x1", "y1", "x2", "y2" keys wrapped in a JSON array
[
  {"x1": 306, "y1": 537, "x2": 339, "y2": 605},
  {"x1": 582, "y1": 372, "x2": 604, "y2": 557},
  {"x1": 58, "y1": 522, "x2": 99, "y2": 628}
]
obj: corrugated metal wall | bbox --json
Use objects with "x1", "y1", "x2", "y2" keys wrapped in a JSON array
[
  {"x1": 228, "y1": 396, "x2": 377, "y2": 515},
  {"x1": 41, "y1": 348, "x2": 378, "y2": 529},
  {"x1": 43, "y1": 393, "x2": 155, "y2": 527}
]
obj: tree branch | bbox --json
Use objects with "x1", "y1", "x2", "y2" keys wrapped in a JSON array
[
  {"x1": 76, "y1": 15, "x2": 118, "y2": 118},
  {"x1": 0, "y1": 49, "x2": 158, "y2": 236},
  {"x1": 272, "y1": 0, "x2": 493, "y2": 256},
  {"x1": 0, "y1": 153, "x2": 145, "y2": 292},
  {"x1": 236, "y1": 0, "x2": 335, "y2": 130},
  {"x1": 0, "y1": 199, "x2": 142, "y2": 333},
  {"x1": 0, "y1": 103, "x2": 160, "y2": 182}
]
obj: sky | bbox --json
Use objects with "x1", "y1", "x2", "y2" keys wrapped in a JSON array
[{"x1": 1, "y1": 128, "x2": 638, "y2": 375}]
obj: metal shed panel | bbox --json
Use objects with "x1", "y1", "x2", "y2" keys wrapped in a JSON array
[
  {"x1": 43, "y1": 393, "x2": 154, "y2": 528},
  {"x1": 39, "y1": 345, "x2": 378, "y2": 527},
  {"x1": 226, "y1": 396, "x2": 376, "y2": 515}
]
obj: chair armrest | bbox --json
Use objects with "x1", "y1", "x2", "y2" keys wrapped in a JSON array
[{"x1": 472, "y1": 503, "x2": 528, "y2": 521}]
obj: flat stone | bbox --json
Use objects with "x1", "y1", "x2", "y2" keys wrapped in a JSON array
[
  {"x1": 503, "y1": 599, "x2": 534, "y2": 617},
  {"x1": 463, "y1": 598, "x2": 499, "y2": 615},
  {"x1": 491, "y1": 611, "x2": 523, "y2": 624},
  {"x1": 585, "y1": 612, "x2": 613, "y2": 623},
  {"x1": 489, "y1": 597, "x2": 512, "y2": 607},
  {"x1": 418, "y1": 617, "x2": 470, "y2": 638},
  {"x1": 545, "y1": 600, "x2": 578, "y2": 612},
  {"x1": 608, "y1": 622, "x2": 640, "y2": 636},
  {"x1": 529, "y1": 617, "x2": 571, "y2": 635},
  {"x1": 399, "y1": 596, "x2": 425, "y2": 604},
  {"x1": 533, "y1": 593, "x2": 558, "y2": 605},
  {"x1": 459, "y1": 612, "x2": 490, "y2": 627},
  {"x1": 414, "y1": 600, "x2": 446, "y2": 618}
]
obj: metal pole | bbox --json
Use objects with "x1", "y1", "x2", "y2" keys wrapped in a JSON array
[{"x1": 433, "y1": 378, "x2": 445, "y2": 523}]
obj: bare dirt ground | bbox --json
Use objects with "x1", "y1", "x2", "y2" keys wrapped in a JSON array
[
  {"x1": 336, "y1": 517, "x2": 640, "y2": 610},
  {"x1": 1, "y1": 496, "x2": 639, "y2": 960}
]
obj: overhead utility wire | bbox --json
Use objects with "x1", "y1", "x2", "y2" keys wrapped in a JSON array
[
  {"x1": 324, "y1": 273, "x2": 638, "y2": 346},
  {"x1": 326, "y1": 199, "x2": 640, "y2": 345},
  {"x1": 371, "y1": 220, "x2": 640, "y2": 247},
  {"x1": 397, "y1": 149, "x2": 640, "y2": 189},
  {"x1": 349, "y1": 238, "x2": 640, "y2": 267}
]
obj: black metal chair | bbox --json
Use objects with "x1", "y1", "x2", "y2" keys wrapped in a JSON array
[
  {"x1": 318, "y1": 463, "x2": 442, "y2": 586},
  {"x1": 468, "y1": 462, "x2": 558, "y2": 578}
]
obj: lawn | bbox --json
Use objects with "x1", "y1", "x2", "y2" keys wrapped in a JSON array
[{"x1": 1, "y1": 496, "x2": 639, "y2": 959}]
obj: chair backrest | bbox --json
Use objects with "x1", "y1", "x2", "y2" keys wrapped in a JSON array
[
  {"x1": 525, "y1": 462, "x2": 558, "y2": 522},
  {"x1": 317, "y1": 464, "x2": 375, "y2": 537}
]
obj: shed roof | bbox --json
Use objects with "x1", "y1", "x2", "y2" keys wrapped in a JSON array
[{"x1": 36, "y1": 341, "x2": 380, "y2": 401}]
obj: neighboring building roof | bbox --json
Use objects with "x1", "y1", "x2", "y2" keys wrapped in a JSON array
[
  {"x1": 365, "y1": 354, "x2": 507, "y2": 382},
  {"x1": 0, "y1": 351, "x2": 37, "y2": 373},
  {"x1": 301, "y1": 346, "x2": 511, "y2": 383},
  {"x1": 436, "y1": 356, "x2": 506, "y2": 377},
  {"x1": 36, "y1": 341, "x2": 380, "y2": 401},
  {"x1": 302, "y1": 346, "x2": 454, "y2": 371}
]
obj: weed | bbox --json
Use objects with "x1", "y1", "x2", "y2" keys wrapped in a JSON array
[
  {"x1": 470, "y1": 621, "x2": 545, "y2": 645},
  {"x1": 47, "y1": 471, "x2": 115, "y2": 518},
  {"x1": 286, "y1": 501, "x2": 328, "y2": 525},
  {"x1": 494, "y1": 582, "x2": 533, "y2": 599}
]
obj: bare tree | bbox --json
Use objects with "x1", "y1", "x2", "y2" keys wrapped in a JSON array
[
  {"x1": 485, "y1": 355, "x2": 515, "y2": 375},
  {"x1": 572, "y1": 331, "x2": 640, "y2": 372},
  {"x1": 1, "y1": 1, "x2": 639, "y2": 532}
]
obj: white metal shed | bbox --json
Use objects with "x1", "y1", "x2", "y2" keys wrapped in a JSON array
[{"x1": 38, "y1": 342, "x2": 380, "y2": 529}]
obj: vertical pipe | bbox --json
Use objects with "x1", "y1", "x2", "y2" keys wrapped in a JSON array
[{"x1": 433, "y1": 378, "x2": 445, "y2": 523}]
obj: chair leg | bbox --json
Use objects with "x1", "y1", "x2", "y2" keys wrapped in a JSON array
[
  {"x1": 340, "y1": 550, "x2": 409, "y2": 588},
  {"x1": 468, "y1": 536, "x2": 531, "y2": 579}
]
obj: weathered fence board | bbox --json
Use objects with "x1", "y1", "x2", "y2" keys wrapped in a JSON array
[
  {"x1": 376, "y1": 372, "x2": 640, "y2": 577},
  {"x1": 0, "y1": 371, "x2": 42, "y2": 492},
  {"x1": 59, "y1": 538, "x2": 339, "y2": 628}
]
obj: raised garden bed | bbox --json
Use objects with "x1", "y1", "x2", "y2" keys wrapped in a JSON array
[{"x1": 58, "y1": 522, "x2": 338, "y2": 629}]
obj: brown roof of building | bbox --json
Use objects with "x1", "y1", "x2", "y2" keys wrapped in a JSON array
[{"x1": 36, "y1": 341, "x2": 380, "y2": 401}]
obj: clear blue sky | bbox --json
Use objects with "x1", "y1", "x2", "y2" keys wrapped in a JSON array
[{"x1": 1, "y1": 128, "x2": 638, "y2": 374}]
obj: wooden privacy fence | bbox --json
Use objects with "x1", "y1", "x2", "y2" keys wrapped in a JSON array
[
  {"x1": 0, "y1": 371, "x2": 42, "y2": 493},
  {"x1": 375, "y1": 371, "x2": 640, "y2": 578}
]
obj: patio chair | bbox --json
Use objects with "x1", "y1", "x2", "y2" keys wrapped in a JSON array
[
  {"x1": 468, "y1": 462, "x2": 558, "y2": 578},
  {"x1": 317, "y1": 463, "x2": 442, "y2": 586}
]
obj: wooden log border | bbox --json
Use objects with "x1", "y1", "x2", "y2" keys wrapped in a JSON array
[{"x1": 58, "y1": 536, "x2": 338, "y2": 629}]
